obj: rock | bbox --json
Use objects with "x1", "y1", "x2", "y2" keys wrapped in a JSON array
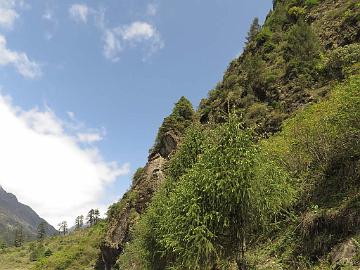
[
  {"x1": 330, "y1": 239, "x2": 357, "y2": 266},
  {"x1": 99, "y1": 150, "x2": 168, "y2": 269},
  {"x1": 158, "y1": 131, "x2": 179, "y2": 158}
]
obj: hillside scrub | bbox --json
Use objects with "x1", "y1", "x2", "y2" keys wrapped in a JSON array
[
  {"x1": 118, "y1": 115, "x2": 296, "y2": 270},
  {"x1": 102, "y1": 0, "x2": 360, "y2": 268},
  {"x1": 248, "y1": 75, "x2": 360, "y2": 268},
  {"x1": 0, "y1": 222, "x2": 106, "y2": 270},
  {"x1": 117, "y1": 74, "x2": 360, "y2": 269}
]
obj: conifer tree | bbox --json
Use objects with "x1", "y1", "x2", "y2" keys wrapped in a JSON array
[
  {"x1": 14, "y1": 225, "x2": 24, "y2": 247},
  {"x1": 58, "y1": 221, "x2": 68, "y2": 236},
  {"x1": 246, "y1": 17, "x2": 260, "y2": 44},
  {"x1": 94, "y1": 209, "x2": 100, "y2": 224},
  {"x1": 37, "y1": 221, "x2": 47, "y2": 241},
  {"x1": 75, "y1": 215, "x2": 84, "y2": 230},
  {"x1": 87, "y1": 209, "x2": 95, "y2": 226}
]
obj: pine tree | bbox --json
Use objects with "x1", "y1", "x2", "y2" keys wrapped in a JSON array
[
  {"x1": 87, "y1": 209, "x2": 95, "y2": 226},
  {"x1": 75, "y1": 215, "x2": 84, "y2": 230},
  {"x1": 246, "y1": 17, "x2": 260, "y2": 44},
  {"x1": 37, "y1": 222, "x2": 47, "y2": 241},
  {"x1": 58, "y1": 221, "x2": 68, "y2": 236},
  {"x1": 14, "y1": 225, "x2": 24, "y2": 247},
  {"x1": 94, "y1": 209, "x2": 100, "y2": 224}
]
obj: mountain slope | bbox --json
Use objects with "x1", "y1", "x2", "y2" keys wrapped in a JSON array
[
  {"x1": 0, "y1": 221, "x2": 105, "y2": 270},
  {"x1": 100, "y1": 0, "x2": 360, "y2": 269},
  {"x1": 0, "y1": 186, "x2": 57, "y2": 245}
]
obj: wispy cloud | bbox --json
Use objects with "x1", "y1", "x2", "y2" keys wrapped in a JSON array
[
  {"x1": 0, "y1": 35, "x2": 42, "y2": 79},
  {"x1": 0, "y1": 0, "x2": 26, "y2": 30},
  {"x1": 0, "y1": 94, "x2": 130, "y2": 225},
  {"x1": 42, "y1": 5, "x2": 59, "y2": 41},
  {"x1": 69, "y1": 3, "x2": 164, "y2": 61},
  {"x1": 69, "y1": 4, "x2": 89, "y2": 23},
  {"x1": 103, "y1": 29, "x2": 122, "y2": 62},
  {"x1": 102, "y1": 21, "x2": 164, "y2": 62},
  {"x1": 77, "y1": 132, "x2": 103, "y2": 143}
]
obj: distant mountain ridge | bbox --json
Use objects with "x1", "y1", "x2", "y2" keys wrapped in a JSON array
[{"x1": 0, "y1": 186, "x2": 57, "y2": 245}]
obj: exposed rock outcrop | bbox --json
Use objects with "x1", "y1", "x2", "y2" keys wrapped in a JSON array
[{"x1": 98, "y1": 132, "x2": 179, "y2": 269}]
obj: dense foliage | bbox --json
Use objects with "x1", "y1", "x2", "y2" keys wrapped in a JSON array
[{"x1": 118, "y1": 115, "x2": 297, "y2": 269}]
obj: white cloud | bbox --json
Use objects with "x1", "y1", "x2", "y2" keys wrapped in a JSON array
[
  {"x1": 147, "y1": 3, "x2": 157, "y2": 16},
  {"x1": 103, "y1": 29, "x2": 122, "y2": 62},
  {"x1": 69, "y1": 4, "x2": 164, "y2": 61},
  {"x1": 120, "y1": 22, "x2": 156, "y2": 41},
  {"x1": 0, "y1": 9, "x2": 18, "y2": 29},
  {"x1": 0, "y1": 35, "x2": 42, "y2": 79},
  {"x1": 0, "y1": 0, "x2": 25, "y2": 29},
  {"x1": 69, "y1": 4, "x2": 89, "y2": 23},
  {"x1": 103, "y1": 22, "x2": 164, "y2": 61},
  {"x1": 77, "y1": 132, "x2": 103, "y2": 143},
  {"x1": 0, "y1": 95, "x2": 130, "y2": 226}
]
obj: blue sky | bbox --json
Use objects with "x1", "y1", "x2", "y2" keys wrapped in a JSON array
[{"x1": 0, "y1": 0, "x2": 272, "y2": 226}]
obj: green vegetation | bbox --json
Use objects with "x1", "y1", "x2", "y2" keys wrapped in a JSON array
[
  {"x1": 0, "y1": 222, "x2": 105, "y2": 270},
  {"x1": 118, "y1": 72, "x2": 360, "y2": 269},
  {"x1": 2, "y1": 0, "x2": 359, "y2": 269},
  {"x1": 102, "y1": 1, "x2": 360, "y2": 269}
]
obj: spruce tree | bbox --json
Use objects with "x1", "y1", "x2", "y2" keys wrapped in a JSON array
[
  {"x1": 246, "y1": 17, "x2": 260, "y2": 44},
  {"x1": 87, "y1": 209, "x2": 95, "y2": 226},
  {"x1": 75, "y1": 215, "x2": 84, "y2": 230},
  {"x1": 37, "y1": 222, "x2": 47, "y2": 241},
  {"x1": 14, "y1": 225, "x2": 24, "y2": 247},
  {"x1": 94, "y1": 209, "x2": 100, "y2": 224},
  {"x1": 58, "y1": 221, "x2": 68, "y2": 236}
]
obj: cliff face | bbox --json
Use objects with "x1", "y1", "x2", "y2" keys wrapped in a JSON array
[
  {"x1": 99, "y1": 132, "x2": 178, "y2": 270},
  {"x1": 0, "y1": 186, "x2": 57, "y2": 244}
]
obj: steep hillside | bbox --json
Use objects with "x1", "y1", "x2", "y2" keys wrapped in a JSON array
[
  {"x1": 101, "y1": 0, "x2": 360, "y2": 269},
  {"x1": 0, "y1": 186, "x2": 57, "y2": 246},
  {"x1": 98, "y1": 97, "x2": 195, "y2": 269},
  {"x1": 199, "y1": 0, "x2": 359, "y2": 133}
]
